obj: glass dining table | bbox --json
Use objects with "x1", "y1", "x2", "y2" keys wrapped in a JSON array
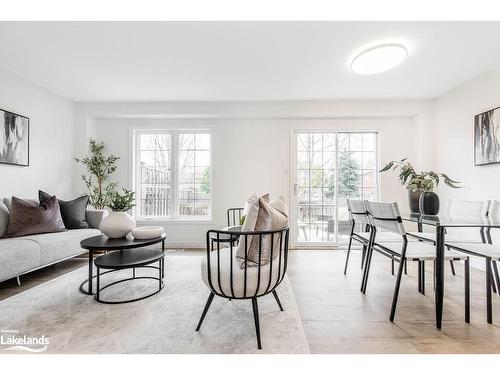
[{"x1": 401, "y1": 212, "x2": 500, "y2": 330}]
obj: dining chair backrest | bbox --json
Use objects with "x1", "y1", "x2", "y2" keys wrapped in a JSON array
[
  {"x1": 445, "y1": 199, "x2": 490, "y2": 219},
  {"x1": 346, "y1": 199, "x2": 369, "y2": 226},
  {"x1": 488, "y1": 200, "x2": 500, "y2": 221},
  {"x1": 364, "y1": 201, "x2": 406, "y2": 236},
  {"x1": 486, "y1": 201, "x2": 500, "y2": 244}
]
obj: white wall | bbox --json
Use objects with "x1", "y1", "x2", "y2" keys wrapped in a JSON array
[
  {"x1": 434, "y1": 70, "x2": 500, "y2": 202},
  {"x1": 0, "y1": 67, "x2": 75, "y2": 200},
  {"x1": 433, "y1": 71, "x2": 500, "y2": 259},
  {"x1": 74, "y1": 100, "x2": 432, "y2": 247}
]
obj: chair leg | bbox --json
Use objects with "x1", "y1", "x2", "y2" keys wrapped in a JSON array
[
  {"x1": 417, "y1": 261, "x2": 422, "y2": 293},
  {"x1": 421, "y1": 261, "x2": 425, "y2": 295},
  {"x1": 491, "y1": 269, "x2": 498, "y2": 294},
  {"x1": 16, "y1": 276, "x2": 21, "y2": 286},
  {"x1": 404, "y1": 260, "x2": 408, "y2": 275},
  {"x1": 465, "y1": 258, "x2": 470, "y2": 323},
  {"x1": 486, "y1": 258, "x2": 493, "y2": 324},
  {"x1": 196, "y1": 292, "x2": 215, "y2": 331},
  {"x1": 390, "y1": 256, "x2": 406, "y2": 322},
  {"x1": 251, "y1": 297, "x2": 262, "y2": 350},
  {"x1": 361, "y1": 228, "x2": 375, "y2": 294},
  {"x1": 344, "y1": 236, "x2": 353, "y2": 275},
  {"x1": 418, "y1": 261, "x2": 425, "y2": 295},
  {"x1": 433, "y1": 260, "x2": 436, "y2": 292},
  {"x1": 361, "y1": 244, "x2": 374, "y2": 294},
  {"x1": 492, "y1": 261, "x2": 500, "y2": 295},
  {"x1": 449, "y1": 260, "x2": 456, "y2": 276},
  {"x1": 391, "y1": 258, "x2": 395, "y2": 276},
  {"x1": 272, "y1": 290, "x2": 284, "y2": 311},
  {"x1": 361, "y1": 244, "x2": 367, "y2": 269}
]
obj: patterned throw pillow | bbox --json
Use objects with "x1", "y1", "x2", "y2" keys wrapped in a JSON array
[
  {"x1": 6, "y1": 196, "x2": 66, "y2": 237},
  {"x1": 236, "y1": 195, "x2": 288, "y2": 267}
]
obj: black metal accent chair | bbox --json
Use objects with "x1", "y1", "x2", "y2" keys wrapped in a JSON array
[
  {"x1": 208, "y1": 208, "x2": 245, "y2": 246},
  {"x1": 361, "y1": 201, "x2": 470, "y2": 322},
  {"x1": 196, "y1": 226, "x2": 290, "y2": 349}
]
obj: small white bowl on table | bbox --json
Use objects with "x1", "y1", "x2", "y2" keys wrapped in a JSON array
[{"x1": 131, "y1": 226, "x2": 165, "y2": 240}]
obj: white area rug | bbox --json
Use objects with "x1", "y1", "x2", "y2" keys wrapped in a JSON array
[{"x1": 0, "y1": 254, "x2": 309, "y2": 354}]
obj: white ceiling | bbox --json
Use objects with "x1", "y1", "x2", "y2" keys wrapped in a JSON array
[{"x1": 1, "y1": 21, "x2": 500, "y2": 102}]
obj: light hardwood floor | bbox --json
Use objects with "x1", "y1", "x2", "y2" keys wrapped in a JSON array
[
  {"x1": 288, "y1": 250, "x2": 500, "y2": 353},
  {"x1": 1, "y1": 249, "x2": 499, "y2": 353}
]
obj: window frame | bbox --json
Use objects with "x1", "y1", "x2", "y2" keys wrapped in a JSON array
[
  {"x1": 133, "y1": 128, "x2": 213, "y2": 222},
  {"x1": 291, "y1": 128, "x2": 380, "y2": 246}
]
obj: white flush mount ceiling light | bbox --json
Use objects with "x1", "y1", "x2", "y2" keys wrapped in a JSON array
[{"x1": 351, "y1": 44, "x2": 408, "y2": 75}]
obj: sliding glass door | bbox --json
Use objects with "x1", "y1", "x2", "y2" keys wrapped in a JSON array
[{"x1": 293, "y1": 131, "x2": 378, "y2": 246}]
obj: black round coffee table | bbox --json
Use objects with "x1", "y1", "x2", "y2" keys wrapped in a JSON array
[
  {"x1": 79, "y1": 233, "x2": 166, "y2": 296},
  {"x1": 94, "y1": 248, "x2": 165, "y2": 304}
]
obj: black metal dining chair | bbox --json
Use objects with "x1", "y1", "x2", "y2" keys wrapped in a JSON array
[
  {"x1": 445, "y1": 199, "x2": 500, "y2": 323},
  {"x1": 344, "y1": 199, "x2": 414, "y2": 276},
  {"x1": 362, "y1": 201, "x2": 470, "y2": 323},
  {"x1": 196, "y1": 226, "x2": 290, "y2": 349},
  {"x1": 344, "y1": 200, "x2": 372, "y2": 275},
  {"x1": 407, "y1": 199, "x2": 491, "y2": 277}
]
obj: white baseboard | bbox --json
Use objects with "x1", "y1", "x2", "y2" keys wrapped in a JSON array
[{"x1": 165, "y1": 243, "x2": 205, "y2": 250}]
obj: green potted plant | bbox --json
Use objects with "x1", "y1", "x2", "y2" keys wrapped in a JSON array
[
  {"x1": 380, "y1": 159, "x2": 462, "y2": 214},
  {"x1": 75, "y1": 138, "x2": 119, "y2": 209},
  {"x1": 99, "y1": 189, "x2": 136, "y2": 238}
]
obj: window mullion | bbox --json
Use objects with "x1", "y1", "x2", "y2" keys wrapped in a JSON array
[
  {"x1": 135, "y1": 131, "x2": 141, "y2": 218},
  {"x1": 171, "y1": 130, "x2": 179, "y2": 219}
]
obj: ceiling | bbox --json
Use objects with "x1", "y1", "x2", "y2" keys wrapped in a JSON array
[{"x1": 1, "y1": 21, "x2": 500, "y2": 102}]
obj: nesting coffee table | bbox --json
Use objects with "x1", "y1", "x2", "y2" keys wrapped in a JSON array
[{"x1": 80, "y1": 233, "x2": 167, "y2": 303}]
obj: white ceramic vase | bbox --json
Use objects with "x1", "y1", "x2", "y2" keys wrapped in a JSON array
[{"x1": 99, "y1": 211, "x2": 136, "y2": 238}]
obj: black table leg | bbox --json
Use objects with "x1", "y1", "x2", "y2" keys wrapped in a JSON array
[
  {"x1": 435, "y1": 226, "x2": 445, "y2": 330},
  {"x1": 88, "y1": 250, "x2": 93, "y2": 294},
  {"x1": 162, "y1": 240, "x2": 165, "y2": 278},
  {"x1": 96, "y1": 265, "x2": 100, "y2": 301}
]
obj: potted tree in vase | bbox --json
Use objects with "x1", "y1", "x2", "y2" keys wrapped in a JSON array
[
  {"x1": 99, "y1": 188, "x2": 136, "y2": 238},
  {"x1": 75, "y1": 138, "x2": 119, "y2": 209},
  {"x1": 380, "y1": 159, "x2": 462, "y2": 214}
]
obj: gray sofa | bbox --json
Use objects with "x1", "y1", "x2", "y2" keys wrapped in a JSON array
[{"x1": 0, "y1": 202, "x2": 105, "y2": 284}]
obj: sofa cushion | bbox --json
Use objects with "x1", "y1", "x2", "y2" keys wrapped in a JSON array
[
  {"x1": 0, "y1": 201, "x2": 9, "y2": 238},
  {"x1": 0, "y1": 238, "x2": 41, "y2": 283},
  {"x1": 85, "y1": 208, "x2": 107, "y2": 229},
  {"x1": 22, "y1": 228, "x2": 101, "y2": 265},
  {"x1": 39, "y1": 190, "x2": 90, "y2": 229},
  {"x1": 6, "y1": 196, "x2": 66, "y2": 237}
]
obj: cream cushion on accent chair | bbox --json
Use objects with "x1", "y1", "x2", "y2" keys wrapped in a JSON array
[{"x1": 201, "y1": 247, "x2": 286, "y2": 297}]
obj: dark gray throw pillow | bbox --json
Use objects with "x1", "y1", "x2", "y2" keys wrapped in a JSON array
[
  {"x1": 6, "y1": 196, "x2": 66, "y2": 237},
  {"x1": 39, "y1": 190, "x2": 90, "y2": 229}
]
